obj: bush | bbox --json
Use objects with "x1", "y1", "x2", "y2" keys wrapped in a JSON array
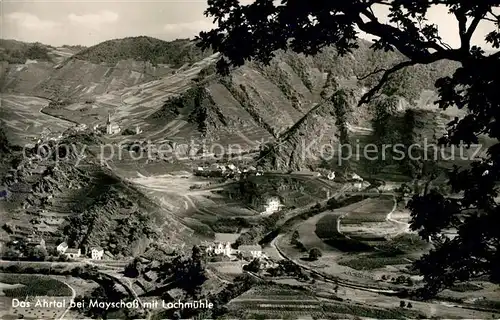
[
  {"x1": 242, "y1": 259, "x2": 261, "y2": 273},
  {"x1": 121, "y1": 128, "x2": 136, "y2": 135},
  {"x1": 308, "y1": 248, "x2": 322, "y2": 260}
]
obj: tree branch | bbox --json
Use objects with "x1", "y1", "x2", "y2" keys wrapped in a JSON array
[
  {"x1": 356, "y1": 67, "x2": 388, "y2": 81},
  {"x1": 465, "y1": 13, "x2": 486, "y2": 46},
  {"x1": 357, "y1": 46, "x2": 461, "y2": 107},
  {"x1": 357, "y1": 60, "x2": 416, "y2": 106},
  {"x1": 356, "y1": 12, "x2": 445, "y2": 60}
]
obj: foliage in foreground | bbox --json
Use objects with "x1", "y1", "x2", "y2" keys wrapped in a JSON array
[{"x1": 198, "y1": 0, "x2": 500, "y2": 297}]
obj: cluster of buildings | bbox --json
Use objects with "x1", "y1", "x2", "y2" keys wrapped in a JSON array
[
  {"x1": 80, "y1": 113, "x2": 141, "y2": 136},
  {"x1": 205, "y1": 242, "x2": 264, "y2": 260},
  {"x1": 3, "y1": 234, "x2": 111, "y2": 262},
  {"x1": 56, "y1": 242, "x2": 105, "y2": 260},
  {"x1": 201, "y1": 233, "x2": 274, "y2": 266},
  {"x1": 195, "y1": 163, "x2": 263, "y2": 177}
]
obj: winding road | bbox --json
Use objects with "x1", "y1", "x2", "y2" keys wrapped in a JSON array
[{"x1": 58, "y1": 281, "x2": 76, "y2": 320}]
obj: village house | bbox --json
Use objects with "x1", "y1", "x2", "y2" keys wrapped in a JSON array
[
  {"x1": 56, "y1": 242, "x2": 68, "y2": 254},
  {"x1": 207, "y1": 242, "x2": 232, "y2": 257},
  {"x1": 262, "y1": 197, "x2": 282, "y2": 215},
  {"x1": 90, "y1": 246, "x2": 104, "y2": 260},
  {"x1": 237, "y1": 245, "x2": 263, "y2": 259},
  {"x1": 327, "y1": 171, "x2": 336, "y2": 180},
  {"x1": 64, "y1": 248, "x2": 81, "y2": 259},
  {"x1": 205, "y1": 233, "x2": 240, "y2": 257}
]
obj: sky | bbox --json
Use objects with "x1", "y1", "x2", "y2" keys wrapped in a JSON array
[{"x1": 0, "y1": 0, "x2": 497, "y2": 50}]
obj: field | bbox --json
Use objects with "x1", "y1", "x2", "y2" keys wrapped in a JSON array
[
  {"x1": 275, "y1": 194, "x2": 430, "y2": 284},
  {"x1": 228, "y1": 285, "x2": 325, "y2": 319},
  {"x1": 340, "y1": 196, "x2": 395, "y2": 224},
  {"x1": 337, "y1": 253, "x2": 410, "y2": 270},
  {"x1": 227, "y1": 284, "x2": 430, "y2": 319},
  {"x1": 0, "y1": 273, "x2": 73, "y2": 320},
  {"x1": 0, "y1": 94, "x2": 74, "y2": 146},
  {"x1": 208, "y1": 261, "x2": 244, "y2": 275},
  {"x1": 298, "y1": 211, "x2": 343, "y2": 251},
  {"x1": 336, "y1": 195, "x2": 413, "y2": 242},
  {"x1": 130, "y1": 171, "x2": 341, "y2": 239},
  {"x1": 0, "y1": 273, "x2": 72, "y2": 297}
]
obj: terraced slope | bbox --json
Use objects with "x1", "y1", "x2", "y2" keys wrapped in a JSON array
[
  {"x1": 0, "y1": 37, "x2": 213, "y2": 100},
  {"x1": 2, "y1": 37, "x2": 462, "y2": 167}
]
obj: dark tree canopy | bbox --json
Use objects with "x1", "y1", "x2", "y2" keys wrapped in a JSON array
[{"x1": 198, "y1": 0, "x2": 500, "y2": 296}]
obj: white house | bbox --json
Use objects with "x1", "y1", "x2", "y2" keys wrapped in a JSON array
[
  {"x1": 327, "y1": 171, "x2": 336, "y2": 180},
  {"x1": 206, "y1": 242, "x2": 232, "y2": 256},
  {"x1": 90, "y1": 247, "x2": 104, "y2": 260},
  {"x1": 56, "y1": 242, "x2": 68, "y2": 254},
  {"x1": 205, "y1": 233, "x2": 240, "y2": 257},
  {"x1": 64, "y1": 248, "x2": 81, "y2": 259},
  {"x1": 238, "y1": 245, "x2": 263, "y2": 259},
  {"x1": 262, "y1": 197, "x2": 282, "y2": 215}
]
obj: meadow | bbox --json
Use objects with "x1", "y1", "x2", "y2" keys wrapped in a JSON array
[
  {"x1": 0, "y1": 273, "x2": 72, "y2": 297},
  {"x1": 0, "y1": 273, "x2": 74, "y2": 320},
  {"x1": 228, "y1": 284, "x2": 324, "y2": 319}
]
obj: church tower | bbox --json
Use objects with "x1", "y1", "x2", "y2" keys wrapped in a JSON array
[{"x1": 106, "y1": 113, "x2": 112, "y2": 135}]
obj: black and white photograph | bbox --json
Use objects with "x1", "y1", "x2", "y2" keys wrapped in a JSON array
[{"x1": 0, "y1": 0, "x2": 499, "y2": 319}]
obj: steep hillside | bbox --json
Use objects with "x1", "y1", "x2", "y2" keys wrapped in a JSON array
[
  {"x1": 148, "y1": 40, "x2": 458, "y2": 161},
  {"x1": 1, "y1": 38, "x2": 461, "y2": 167},
  {"x1": 0, "y1": 133, "x2": 195, "y2": 256},
  {"x1": 0, "y1": 40, "x2": 84, "y2": 95},
  {"x1": 72, "y1": 36, "x2": 212, "y2": 68},
  {"x1": 0, "y1": 37, "x2": 213, "y2": 100},
  {"x1": 0, "y1": 39, "x2": 83, "y2": 64},
  {"x1": 34, "y1": 58, "x2": 175, "y2": 99},
  {"x1": 0, "y1": 39, "x2": 55, "y2": 64},
  {"x1": 256, "y1": 90, "x2": 355, "y2": 171}
]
